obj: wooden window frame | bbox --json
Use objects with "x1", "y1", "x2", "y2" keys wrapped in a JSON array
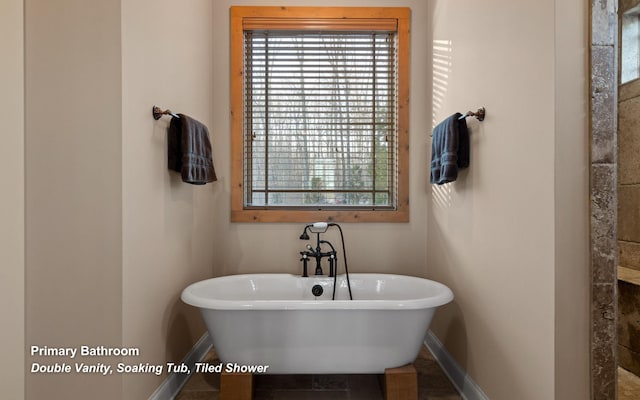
[{"x1": 230, "y1": 6, "x2": 410, "y2": 223}]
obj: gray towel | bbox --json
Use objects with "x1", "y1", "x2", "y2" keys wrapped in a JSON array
[
  {"x1": 168, "y1": 114, "x2": 217, "y2": 185},
  {"x1": 430, "y1": 113, "x2": 469, "y2": 185}
]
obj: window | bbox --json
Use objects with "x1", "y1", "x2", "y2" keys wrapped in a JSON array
[
  {"x1": 230, "y1": 6, "x2": 410, "y2": 222},
  {"x1": 622, "y1": 5, "x2": 640, "y2": 84}
]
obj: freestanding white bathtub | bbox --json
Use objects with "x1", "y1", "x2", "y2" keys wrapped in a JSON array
[{"x1": 181, "y1": 273, "x2": 453, "y2": 374}]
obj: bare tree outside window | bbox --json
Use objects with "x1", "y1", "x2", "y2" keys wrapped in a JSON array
[{"x1": 244, "y1": 31, "x2": 397, "y2": 209}]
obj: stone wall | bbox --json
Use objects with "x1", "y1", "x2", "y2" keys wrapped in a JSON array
[{"x1": 591, "y1": 0, "x2": 619, "y2": 398}]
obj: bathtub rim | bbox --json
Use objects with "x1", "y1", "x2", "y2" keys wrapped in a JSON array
[{"x1": 181, "y1": 272, "x2": 454, "y2": 311}]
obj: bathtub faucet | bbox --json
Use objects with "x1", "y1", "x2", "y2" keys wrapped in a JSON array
[{"x1": 299, "y1": 222, "x2": 337, "y2": 277}]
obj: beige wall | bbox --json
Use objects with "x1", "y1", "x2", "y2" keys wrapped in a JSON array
[
  {"x1": 120, "y1": 0, "x2": 217, "y2": 398},
  {"x1": 427, "y1": 1, "x2": 589, "y2": 399},
  {"x1": 213, "y1": 2, "x2": 588, "y2": 398},
  {"x1": 554, "y1": 0, "x2": 590, "y2": 398},
  {"x1": 24, "y1": 0, "x2": 220, "y2": 399},
  {"x1": 19, "y1": 0, "x2": 589, "y2": 398},
  {"x1": 24, "y1": 0, "x2": 220, "y2": 398},
  {"x1": 25, "y1": 0, "x2": 124, "y2": 399},
  {"x1": 0, "y1": 0, "x2": 25, "y2": 398},
  {"x1": 209, "y1": 0, "x2": 430, "y2": 278},
  {"x1": 428, "y1": 1, "x2": 554, "y2": 397}
]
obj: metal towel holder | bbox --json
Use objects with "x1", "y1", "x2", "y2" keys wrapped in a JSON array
[
  {"x1": 458, "y1": 107, "x2": 485, "y2": 121},
  {"x1": 430, "y1": 107, "x2": 485, "y2": 137},
  {"x1": 152, "y1": 106, "x2": 180, "y2": 120}
]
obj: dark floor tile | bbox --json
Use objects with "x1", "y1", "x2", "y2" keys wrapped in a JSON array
[
  {"x1": 179, "y1": 372, "x2": 220, "y2": 392},
  {"x1": 175, "y1": 391, "x2": 220, "y2": 400},
  {"x1": 420, "y1": 392, "x2": 463, "y2": 400},
  {"x1": 347, "y1": 374, "x2": 382, "y2": 390},
  {"x1": 418, "y1": 346, "x2": 436, "y2": 360},
  {"x1": 312, "y1": 374, "x2": 348, "y2": 390},
  {"x1": 273, "y1": 390, "x2": 349, "y2": 400},
  {"x1": 347, "y1": 374, "x2": 384, "y2": 399},
  {"x1": 202, "y1": 349, "x2": 219, "y2": 362},
  {"x1": 415, "y1": 358, "x2": 458, "y2": 393},
  {"x1": 350, "y1": 391, "x2": 384, "y2": 400},
  {"x1": 254, "y1": 374, "x2": 313, "y2": 390},
  {"x1": 254, "y1": 390, "x2": 275, "y2": 400},
  {"x1": 177, "y1": 345, "x2": 461, "y2": 399}
]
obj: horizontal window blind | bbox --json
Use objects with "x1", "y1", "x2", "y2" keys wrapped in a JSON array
[{"x1": 243, "y1": 30, "x2": 398, "y2": 209}]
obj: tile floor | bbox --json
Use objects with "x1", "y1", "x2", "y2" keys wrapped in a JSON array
[
  {"x1": 176, "y1": 346, "x2": 462, "y2": 400},
  {"x1": 619, "y1": 367, "x2": 640, "y2": 400}
]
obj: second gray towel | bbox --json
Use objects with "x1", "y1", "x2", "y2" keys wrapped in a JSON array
[{"x1": 430, "y1": 113, "x2": 469, "y2": 185}]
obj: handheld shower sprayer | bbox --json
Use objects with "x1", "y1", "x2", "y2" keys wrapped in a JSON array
[
  {"x1": 299, "y1": 222, "x2": 329, "y2": 240},
  {"x1": 310, "y1": 222, "x2": 328, "y2": 232},
  {"x1": 299, "y1": 228, "x2": 310, "y2": 240}
]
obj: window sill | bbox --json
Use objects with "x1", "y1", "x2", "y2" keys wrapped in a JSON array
[{"x1": 231, "y1": 207, "x2": 409, "y2": 223}]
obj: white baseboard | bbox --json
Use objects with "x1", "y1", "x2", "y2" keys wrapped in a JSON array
[
  {"x1": 148, "y1": 332, "x2": 212, "y2": 400},
  {"x1": 424, "y1": 330, "x2": 490, "y2": 400}
]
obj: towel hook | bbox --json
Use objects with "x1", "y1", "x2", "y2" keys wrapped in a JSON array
[{"x1": 152, "y1": 105, "x2": 180, "y2": 120}]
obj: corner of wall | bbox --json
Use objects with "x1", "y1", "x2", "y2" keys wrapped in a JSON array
[
  {"x1": 0, "y1": 0, "x2": 24, "y2": 398},
  {"x1": 553, "y1": 0, "x2": 590, "y2": 395}
]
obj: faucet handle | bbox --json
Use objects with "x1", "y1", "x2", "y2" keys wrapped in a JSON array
[
  {"x1": 305, "y1": 244, "x2": 317, "y2": 256},
  {"x1": 299, "y1": 252, "x2": 309, "y2": 277},
  {"x1": 328, "y1": 253, "x2": 335, "y2": 277}
]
